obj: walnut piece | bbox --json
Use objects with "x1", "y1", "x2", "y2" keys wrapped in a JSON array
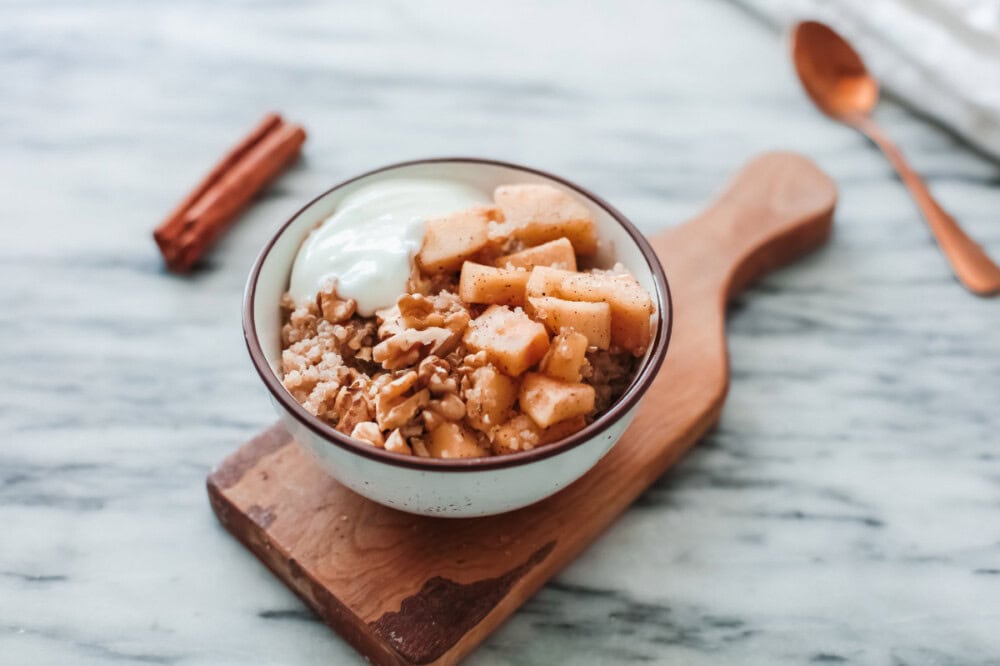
[
  {"x1": 351, "y1": 422, "x2": 384, "y2": 448},
  {"x1": 385, "y1": 428, "x2": 413, "y2": 455},
  {"x1": 373, "y1": 327, "x2": 457, "y2": 370},
  {"x1": 319, "y1": 292, "x2": 357, "y2": 324}
]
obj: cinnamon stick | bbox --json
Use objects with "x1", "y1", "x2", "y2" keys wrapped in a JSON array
[{"x1": 154, "y1": 113, "x2": 306, "y2": 272}]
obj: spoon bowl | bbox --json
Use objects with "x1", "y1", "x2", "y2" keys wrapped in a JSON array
[
  {"x1": 790, "y1": 20, "x2": 1000, "y2": 296},
  {"x1": 791, "y1": 21, "x2": 878, "y2": 119}
]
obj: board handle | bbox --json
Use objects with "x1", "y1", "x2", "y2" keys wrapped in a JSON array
[
  {"x1": 651, "y1": 151, "x2": 837, "y2": 302},
  {"x1": 642, "y1": 152, "x2": 837, "y2": 444}
]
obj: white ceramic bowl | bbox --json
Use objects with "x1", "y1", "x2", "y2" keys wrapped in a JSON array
[{"x1": 244, "y1": 158, "x2": 671, "y2": 517}]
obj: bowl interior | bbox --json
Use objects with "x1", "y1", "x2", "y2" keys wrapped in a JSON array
[{"x1": 247, "y1": 158, "x2": 670, "y2": 467}]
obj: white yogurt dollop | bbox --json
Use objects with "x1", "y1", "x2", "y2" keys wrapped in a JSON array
[{"x1": 288, "y1": 178, "x2": 489, "y2": 316}]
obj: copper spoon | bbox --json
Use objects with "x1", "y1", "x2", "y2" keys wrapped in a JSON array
[{"x1": 791, "y1": 20, "x2": 1000, "y2": 296}]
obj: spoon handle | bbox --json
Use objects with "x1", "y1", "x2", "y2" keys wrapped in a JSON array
[{"x1": 853, "y1": 115, "x2": 1000, "y2": 296}]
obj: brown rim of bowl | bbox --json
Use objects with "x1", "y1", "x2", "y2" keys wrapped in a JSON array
[{"x1": 243, "y1": 157, "x2": 672, "y2": 472}]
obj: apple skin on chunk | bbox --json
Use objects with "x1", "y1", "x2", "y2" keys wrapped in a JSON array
[
  {"x1": 463, "y1": 305, "x2": 550, "y2": 377},
  {"x1": 492, "y1": 184, "x2": 598, "y2": 256}
]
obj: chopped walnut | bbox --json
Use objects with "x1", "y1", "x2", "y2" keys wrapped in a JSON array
[
  {"x1": 384, "y1": 428, "x2": 413, "y2": 455},
  {"x1": 351, "y1": 422, "x2": 384, "y2": 448},
  {"x1": 375, "y1": 304, "x2": 405, "y2": 339},
  {"x1": 411, "y1": 437, "x2": 431, "y2": 457},
  {"x1": 381, "y1": 389, "x2": 429, "y2": 430},
  {"x1": 375, "y1": 370, "x2": 417, "y2": 404},
  {"x1": 373, "y1": 327, "x2": 457, "y2": 370},
  {"x1": 334, "y1": 380, "x2": 370, "y2": 434},
  {"x1": 373, "y1": 372, "x2": 429, "y2": 431},
  {"x1": 422, "y1": 409, "x2": 444, "y2": 433},
  {"x1": 418, "y1": 356, "x2": 457, "y2": 396},
  {"x1": 457, "y1": 350, "x2": 489, "y2": 376},
  {"x1": 397, "y1": 294, "x2": 445, "y2": 329},
  {"x1": 428, "y1": 392, "x2": 466, "y2": 421},
  {"x1": 319, "y1": 292, "x2": 357, "y2": 324},
  {"x1": 399, "y1": 423, "x2": 424, "y2": 439}
]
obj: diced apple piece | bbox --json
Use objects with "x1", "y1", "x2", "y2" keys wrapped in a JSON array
[
  {"x1": 490, "y1": 414, "x2": 587, "y2": 455},
  {"x1": 465, "y1": 365, "x2": 518, "y2": 432},
  {"x1": 458, "y1": 262, "x2": 529, "y2": 307},
  {"x1": 539, "y1": 330, "x2": 590, "y2": 382},
  {"x1": 518, "y1": 372, "x2": 595, "y2": 428},
  {"x1": 426, "y1": 422, "x2": 488, "y2": 459},
  {"x1": 493, "y1": 184, "x2": 598, "y2": 255},
  {"x1": 525, "y1": 266, "x2": 577, "y2": 299},
  {"x1": 527, "y1": 296, "x2": 611, "y2": 350},
  {"x1": 495, "y1": 237, "x2": 577, "y2": 271},
  {"x1": 525, "y1": 266, "x2": 653, "y2": 354},
  {"x1": 557, "y1": 272, "x2": 653, "y2": 355},
  {"x1": 463, "y1": 305, "x2": 550, "y2": 377},
  {"x1": 540, "y1": 414, "x2": 587, "y2": 443},
  {"x1": 491, "y1": 415, "x2": 539, "y2": 454},
  {"x1": 416, "y1": 206, "x2": 497, "y2": 275}
]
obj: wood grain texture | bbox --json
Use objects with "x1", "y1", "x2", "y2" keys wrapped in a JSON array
[{"x1": 207, "y1": 151, "x2": 837, "y2": 665}]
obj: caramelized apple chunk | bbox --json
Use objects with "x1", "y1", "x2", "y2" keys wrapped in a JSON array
[
  {"x1": 458, "y1": 262, "x2": 529, "y2": 307},
  {"x1": 465, "y1": 364, "x2": 518, "y2": 432},
  {"x1": 490, "y1": 414, "x2": 587, "y2": 455},
  {"x1": 496, "y1": 237, "x2": 577, "y2": 271},
  {"x1": 416, "y1": 206, "x2": 498, "y2": 274},
  {"x1": 463, "y1": 305, "x2": 550, "y2": 376},
  {"x1": 539, "y1": 330, "x2": 590, "y2": 382},
  {"x1": 492, "y1": 184, "x2": 598, "y2": 255},
  {"x1": 527, "y1": 296, "x2": 611, "y2": 350},
  {"x1": 525, "y1": 266, "x2": 577, "y2": 299},
  {"x1": 426, "y1": 422, "x2": 488, "y2": 459},
  {"x1": 558, "y1": 272, "x2": 654, "y2": 354},
  {"x1": 518, "y1": 372, "x2": 595, "y2": 428}
]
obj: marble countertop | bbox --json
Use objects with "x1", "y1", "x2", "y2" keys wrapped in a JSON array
[{"x1": 4, "y1": 1, "x2": 999, "y2": 664}]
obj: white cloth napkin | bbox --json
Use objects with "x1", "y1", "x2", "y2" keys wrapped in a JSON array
[{"x1": 737, "y1": 0, "x2": 1000, "y2": 160}]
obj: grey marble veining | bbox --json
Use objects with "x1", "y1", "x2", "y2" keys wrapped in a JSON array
[{"x1": 2, "y1": 1, "x2": 999, "y2": 664}]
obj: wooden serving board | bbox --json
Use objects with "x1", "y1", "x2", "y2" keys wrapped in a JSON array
[{"x1": 208, "y1": 151, "x2": 837, "y2": 665}]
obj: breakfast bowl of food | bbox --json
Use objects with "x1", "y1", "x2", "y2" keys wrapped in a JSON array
[{"x1": 244, "y1": 158, "x2": 671, "y2": 517}]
